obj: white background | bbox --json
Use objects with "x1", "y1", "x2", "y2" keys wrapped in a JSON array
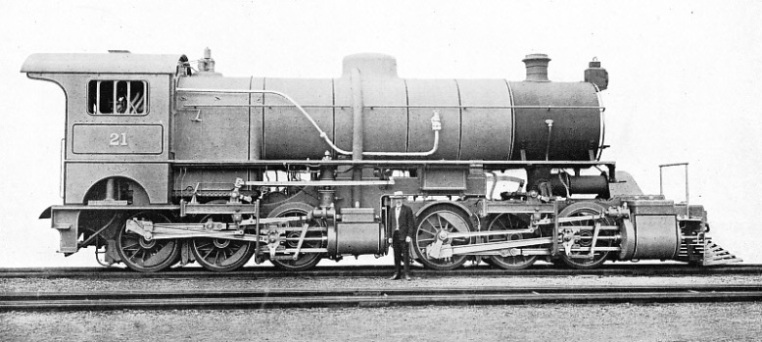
[{"x1": 1, "y1": 0, "x2": 760, "y2": 267}]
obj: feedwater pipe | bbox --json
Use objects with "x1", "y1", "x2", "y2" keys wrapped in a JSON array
[{"x1": 176, "y1": 88, "x2": 441, "y2": 157}]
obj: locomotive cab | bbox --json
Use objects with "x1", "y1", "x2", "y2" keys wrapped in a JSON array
[
  {"x1": 22, "y1": 52, "x2": 182, "y2": 206},
  {"x1": 22, "y1": 52, "x2": 183, "y2": 254}
]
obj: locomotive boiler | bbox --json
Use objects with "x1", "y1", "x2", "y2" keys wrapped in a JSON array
[{"x1": 22, "y1": 49, "x2": 740, "y2": 272}]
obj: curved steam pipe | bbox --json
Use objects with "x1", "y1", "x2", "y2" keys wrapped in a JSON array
[{"x1": 176, "y1": 88, "x2": 441, "y2": 157}]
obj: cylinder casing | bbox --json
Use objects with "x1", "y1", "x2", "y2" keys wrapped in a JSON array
[
  {"x1": 626, "y1": 199, "x2": 681, "y2": 260},
  {"x1": 334, "y1": 222, "x2": 384, "y2": 256}
]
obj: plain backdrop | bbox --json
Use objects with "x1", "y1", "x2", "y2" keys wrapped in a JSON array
[{"x1": 1, "y1": 0, "x2": 760, "y2": 267}]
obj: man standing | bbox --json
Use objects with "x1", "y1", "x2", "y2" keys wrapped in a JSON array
[{"x1": 388, "y1": 191, "x2": 414, "y2": 280}]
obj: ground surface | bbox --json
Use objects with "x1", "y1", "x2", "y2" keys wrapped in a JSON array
[
  {"x1": 1, "y1": 303, "x2": 761, "y2": 342},
  {"x1": 1, "y1": 273, "x2": 761, "y2": 292},
  {"x1": 2, "y1": 274, "x2": 761, "y2": 341}
]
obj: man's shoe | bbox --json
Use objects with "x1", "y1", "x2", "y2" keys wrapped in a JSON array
[
  {"x1": 389, "y1": 273, "x2": 400, "y2": 280},
  {"x1": 404, "y1": 274, "x2": 412, "y2": 281}
]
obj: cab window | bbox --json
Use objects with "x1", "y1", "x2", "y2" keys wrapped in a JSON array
[{"x1": 87, "y1": 80, "x2": 148, "y2": 115}]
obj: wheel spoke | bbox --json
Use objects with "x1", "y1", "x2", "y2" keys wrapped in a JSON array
[
  {"x1": 559, "y1": 204, "x2": 613, "y2": 269},
  {"x1": 122, "y1": 236, "x2": 139, "y2": 245},
  {"x1": 485, "y1": 214, "x2": 538, "y2": 270},
  {"x1": 117, "y1": 212, "x2": 179, "y2": 272},
  {"x1": 264, "y1": 204, "x2": 323, "y2": 271},
  {"x1": 414, "y1": 208, "x2": 471, "y2": 270},
  {"x1": 420, "y1": 226, "x2": 437, "y2": 236},
  {"x1": 495, "y1": 219, "x2": 507, "y2": 231},
  {"x1": 196, "y1": 242, "x2": 213, "y2": 249},
  {"x1": 202, "y1": 247, "x2": 214, "y2": 260},
  {"x1": 122, "y1": 241, "x2": 139, "y2": 248},
  {"x1": 425, "y1": 216, "x2": 438, "y2": 230}
]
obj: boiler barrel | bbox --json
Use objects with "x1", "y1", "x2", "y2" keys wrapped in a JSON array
[{"x1": 176, "y1": 53, "x2": 604, "y2": 161}]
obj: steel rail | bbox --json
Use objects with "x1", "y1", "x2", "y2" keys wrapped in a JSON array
[
  {"x1": 2, "y1": 284, "x2": 761, "y2": 311},
  {"x1": 1, "y1": 264, "x2": 761, "y2": 279}
]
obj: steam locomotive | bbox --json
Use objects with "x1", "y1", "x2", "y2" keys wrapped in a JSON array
[{"x1": 22, "y1": 49, "x2": 740, "y2": 272}]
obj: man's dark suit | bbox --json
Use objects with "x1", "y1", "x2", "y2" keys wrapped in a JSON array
[{"x1": 390, "y1": 204, "x2": 415, "y2": 278}]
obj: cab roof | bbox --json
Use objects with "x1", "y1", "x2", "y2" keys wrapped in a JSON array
[{"x1": 21, "y1": 53, "x2": 185, "y2": 74}]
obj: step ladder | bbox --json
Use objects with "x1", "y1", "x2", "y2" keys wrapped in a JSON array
[{"x1": 687, "y1": 236, "x2": 743, "y2": 266}]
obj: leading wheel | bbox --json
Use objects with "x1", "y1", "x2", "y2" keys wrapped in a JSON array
[
  {"x1": 267, "y1": 202, "x2": 324, "y2": 271},
  {"x1": 485, "y1": 214, "x2": 539, "y2": 270},
  {"x1": 413, "y1": 205, "x2": 472, "y2": 270},
  {"x1": 558, "y1": 202, "x2": 614, "y2": 269},
  {"x1": 117, "y1": 212, "x2": 180, "y2": 272}
]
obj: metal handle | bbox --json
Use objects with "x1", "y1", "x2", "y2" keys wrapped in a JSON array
[
  {"x1": 659, "y1": 162, "x2": 690, "y2": 216},
  {"x1": 59, "y1": 138, "x2": 65, "y2": 199}
]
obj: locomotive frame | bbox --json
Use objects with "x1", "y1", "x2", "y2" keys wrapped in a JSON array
[{"x1": 22, "y1": 49, "x2": 740, "y2": 272}]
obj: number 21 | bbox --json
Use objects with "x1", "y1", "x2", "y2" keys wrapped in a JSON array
[{"x1": 109, "y1": 133, "x2": 127, "y2": 146}]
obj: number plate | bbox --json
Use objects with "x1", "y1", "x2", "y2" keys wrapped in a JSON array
[{"x1": 72, "y1": 124, "x2": 163, "y2": 154}]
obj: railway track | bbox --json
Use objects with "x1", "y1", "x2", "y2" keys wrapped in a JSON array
[
  {"x1": 1, "y1": 264, "x2": 761, "y2": 279},
  {"x1": 2, "y1": 284, "x2": 761, "y2": 311}
]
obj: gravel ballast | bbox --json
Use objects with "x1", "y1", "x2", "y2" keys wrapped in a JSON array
[
  {"x1": 3, "y1": 273, "x2": 761, "y2": 341},
  {"x1": 2, "y1": 274, "x2": 762, "y2": 293},
  {"x1": 2, "y1": 303, "x2": 761, "y2": 342}
]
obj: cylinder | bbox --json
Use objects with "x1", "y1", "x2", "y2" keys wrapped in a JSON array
[
  {"x1": 633, "y1": 215, "x2": 679, "y2": 260},
  {"x1": 334, "y1": 222, "x2": 383, "y2": 256},
  {"x1": 549, "y1": 174, "x2": 610, "y2": 197}
]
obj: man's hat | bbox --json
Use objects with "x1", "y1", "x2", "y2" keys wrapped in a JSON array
[{"x1": 390, "y1": 191, "x2": 405, "y2": 199}]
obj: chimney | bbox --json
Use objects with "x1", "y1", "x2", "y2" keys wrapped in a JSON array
[{"x1": 522, "y1": 54, "x2": 551, "y2": 82}]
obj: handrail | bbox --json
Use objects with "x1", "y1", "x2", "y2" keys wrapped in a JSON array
[
  {"x1": 181, "y1": 104, "x2": 605, "y2": 110},
  {"x1": 659, "y1": 162, "x2": 690, "y2": 216},
  {"x1": 65, "y1": 159, "x2": 618, "y2": 166},
  {"x1": 176, "y1": 88, "x2": 441, "y2": 157}
]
